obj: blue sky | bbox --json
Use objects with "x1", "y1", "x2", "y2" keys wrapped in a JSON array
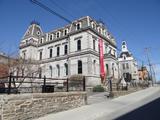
[{"x1": 0, "y1": 0, "x2": 160, "y2": 80}]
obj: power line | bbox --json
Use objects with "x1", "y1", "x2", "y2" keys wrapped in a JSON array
[
  {"x1": 49, "y1": 0, "x2": 75, "y2": 19},
  {"x1": 144, "y1": 47, "x2": 154, "y2": 85},
  {"x1": 31, "y1": 0, "x2": 146, "y2": 66},
  {"x1": 30, "y1": 0, "x2": 72, "y2": 24}
]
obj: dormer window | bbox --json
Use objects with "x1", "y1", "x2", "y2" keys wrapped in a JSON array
[
  {"x1": 56, "y1": 32, "x2": 60, "y2": 38},
  {"x1": 64, "y1": 29, "x2": 68, "y2": 36},
  {"x1": 99, "y1": 28, "x2": 102, "y2": 34},
  {"x1": 50, "y1": 34, "x2": 53, "y2": 40},
  {"x1": 76, "y1": 23, "x2": 81, "y2": 30},
  {"x1": 97, "y1": 27, "x2": 100, "y2": 33},
  {"x1": 91, "y1": 22, "x2": 96, "y2": 29},
  {"x1": 27, "y1": 31, "x2": 30, "y2": 35},
  {"x1": 37, "y1": 31, "x2": 40, "y2": 35},
  {"x1": 26, "y1": 40, "x2": 29, "y2": 44}
]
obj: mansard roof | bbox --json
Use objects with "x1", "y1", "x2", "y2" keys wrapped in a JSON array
[
  {"x1": 22, "y1": 21, "x2": 43, "y2": 40},
  {"x1": 20, "y1": 16, "x2": 117, "y2": 48}
]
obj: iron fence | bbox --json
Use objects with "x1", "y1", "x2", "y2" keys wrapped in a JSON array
[{"x1": 0, "y1": 73, "x2": 86, "y2": 94}]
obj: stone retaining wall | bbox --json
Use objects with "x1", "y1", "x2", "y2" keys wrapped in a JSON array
[{"x1": 0, "y1": 92, "x2": 87, "y2": 120}]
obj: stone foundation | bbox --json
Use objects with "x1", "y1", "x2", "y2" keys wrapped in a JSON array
[{"x1": 0, "y1": 92, "x2": 87, "y2": 120}]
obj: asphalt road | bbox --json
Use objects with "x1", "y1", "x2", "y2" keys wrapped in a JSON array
[{"x1": 115, "y1": 97, "x2": 160, "y2": 120}]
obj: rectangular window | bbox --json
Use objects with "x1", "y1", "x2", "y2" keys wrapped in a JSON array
[
  {"x1": 49, "y1": 49, "x2": 52, "y2": 58},
  {"x1": 106, "y1": 64, "x2": 109, "y2": 75},
  {"x1": 64, "y1": 45, "x2": 68, "y2": 55},
  {"x1": 93, "y1": 39, "x2": 95, "y2": 50},
  {"x1": 39, "y1": 51, "x2": 42, "y2": 60},
  {"x1": 23, "y1": 52, "x2": 26, "y2": 59},
  {"x1": 77, "y1": 40, "x2": 81, "y2": 51},
  {"x1": 57, "y1": 46, "x2": 60, "y2": 56},
  {"x1": 126, "y1": 63, "x2": 129, "y2": 69},
  {"x1": 122, "y1": 63, "x2": 125, "y2": 70},
  {"x1": 78, "y1": 60, "x2": 82, "y2": 74}
]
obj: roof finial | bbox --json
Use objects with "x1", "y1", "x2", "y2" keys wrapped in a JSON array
[{"x1": 30, "y1": 20, "x2": 40, "y2": 25}]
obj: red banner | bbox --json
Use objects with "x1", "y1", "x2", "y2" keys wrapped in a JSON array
[{"x1": 99, "y1": 38, "x2": 106, "y2": 82}]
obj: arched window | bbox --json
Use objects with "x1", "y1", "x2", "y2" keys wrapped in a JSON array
[
  {"x1": 56, "y1": 64, "x2": 60, "y2": 77},
  {"x1": 64, "y1": 45, "x2": 68, "y2": 55},
  {"x1": 49, "y1": 66, "x2": 53, "y2": 77},
  {"x1": 93, "y1": 60, "x2": 96, "y2": 74},
  {"x1": 50, "y1": 34, "x2": 53, "y2": 40},
  {"x1": 64, "y1": 29, "x2": 68, "y2": 36},
  {"x1": 106, "y1": 64, "x2": 109, "y2": 76},
  {"x1": 57, "y1": 32, "x2": 60, "y2": 38},
  {"x1": 78, "y1": 60, "x2": 82, "y2": 74},
  {"x1": 64, "y1": 63, "x2": 68, "y2": 76},
  {"x1": 39, "y1": 68, "x2": 42, "y2": 78},
  {"x1": 77, "y1": 40, "x2": 81, "y2": 51},
  {"x1": 92, "y1": 22, "x2": 96, "y2": 29},
  {"x1": 76, "y1": 23, "x2": 81, "y2": 30}
]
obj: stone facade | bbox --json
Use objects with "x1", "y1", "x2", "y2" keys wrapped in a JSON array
[
  {"x1": 0, "y1": 92, "x2": 87, "y2": 120},
  {"x1": 18, "y1": 16, "x2": 118, "y2": 87}
]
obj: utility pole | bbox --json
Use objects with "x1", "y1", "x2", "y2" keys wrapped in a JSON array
[
  {"x1": 141, "y1": 61, "x2": 144, "y2": 80},
  {"x1": 144, "y1": 47, "x2": 153, "y2": 86},
  {"x1": 152, "y1": 64, "x2": 156, "y2": 84}
]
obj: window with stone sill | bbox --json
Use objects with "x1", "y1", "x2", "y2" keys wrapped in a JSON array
[
  {"x1": 57, "y1": 46, "x2": 60, "y2": 56},
  {"x1": 64, "y1": 44, "x2": 68, "y2": 55},
  {"x1": 78, "y1": 60, "x2": 82, "y2": 74},
  {"x1": 49, "y1": 48, "x2": 53, "y2": 58},
  {"x1": 77, "y1": 40, "x2": 81, "y2": 51},
  {"x1": 93, "y1": 39, "x2": 96, "y2": 50}
]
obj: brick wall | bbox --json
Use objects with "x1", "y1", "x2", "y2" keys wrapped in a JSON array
[{"x1": 0, "y1": 92, "x2": 87, "y2": 120}]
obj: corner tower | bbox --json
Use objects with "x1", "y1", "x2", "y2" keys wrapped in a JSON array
[{"x1": 19, "y1": 21, "x2": 43, "y2": 60}]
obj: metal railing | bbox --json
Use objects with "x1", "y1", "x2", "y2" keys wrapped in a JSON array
[{"x1": 0, "y1": 73, "x2": 86, "y2": 94}]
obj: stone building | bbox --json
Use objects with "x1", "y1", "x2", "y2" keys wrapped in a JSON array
[
  {"x1": 138, "y1": 66, "x2": 149, "y2": 80},
  {"x1": 0, "y1": 53, "x2": 11, "y2": 78},
  {"x1": 118, "y1": 41, "x2": 139, "y2": 82},
  {"x1": 19, "y1": 16, "x2": 118, "y2": 87}
]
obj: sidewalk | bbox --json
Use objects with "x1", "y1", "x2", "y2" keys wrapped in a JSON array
[{"x1": 35, "y1": 87, "x2": 160, "y2": 120}]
